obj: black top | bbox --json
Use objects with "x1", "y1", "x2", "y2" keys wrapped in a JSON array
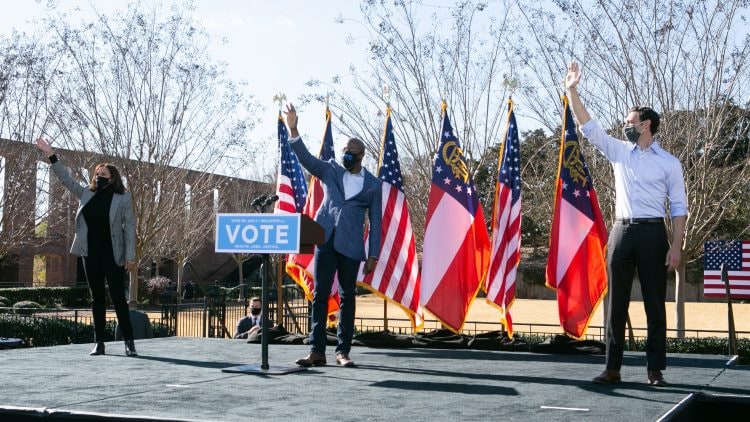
[{"x1": 82, "y1": 187, "x2": 115, "y2": 259}]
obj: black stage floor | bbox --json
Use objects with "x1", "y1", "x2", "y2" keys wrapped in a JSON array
[{"x1": 1, "y1": 337, "x2": 748, "y2": 421}]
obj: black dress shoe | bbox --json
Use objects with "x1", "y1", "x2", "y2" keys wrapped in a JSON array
[
  {"x1": 124, "y1": 340, "x2": 138, "y2": 357},
  {"x1": 592, "y1": 369, "x2": 621, "y2": 384},
  {"x1": 89, "y1": 342, "x2": 105, "y2": 356},
  {"x1": 295, "y1": 351, "x2": 326, "y2": 367},
  {"x1": 648, "y1": 370, "x2": 667, "y2": 387}
]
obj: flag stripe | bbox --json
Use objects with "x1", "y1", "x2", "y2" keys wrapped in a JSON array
[
  {"x1": 358, "y1": 106, "x2": 423, "y2": 330},
  {"x1": 423, "y1": 212, "x2": 488, "y2": 330},
  {"x1": 487, "y1": 200, "x2": 521, "y2": 298},
  {"x1": 422, "y1": 190, "x2": 474, "y2": 301},
  {"x1": 421, "y1": 103, "x2": 490, "y2": 332},
  {"x1": 275, "y1": 114, "x2": 307, "y2": 214},
  {"x1": 554, "y1": 197, "x2": 595, "y2": 283},
  {"x1": 545, "y1": 96, "x2": 608, "y2": 340},
  {"x1": 486, "y1": 100, "x2": 522, "y2": 338}
]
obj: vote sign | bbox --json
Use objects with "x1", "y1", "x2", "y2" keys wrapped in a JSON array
[{"x1": 215, "y1": 213, "x2": 301, "y2": 254}]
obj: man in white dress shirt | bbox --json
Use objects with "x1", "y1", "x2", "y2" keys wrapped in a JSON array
[{"x1": 565, "y1": 61, "x2": 688, "y2": 387}]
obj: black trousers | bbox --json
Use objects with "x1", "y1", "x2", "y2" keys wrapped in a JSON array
[
  {"x1": 605, "y1": 221, "x2": 669, "y2": 371},
  {"x1": 83, "y1": 250, "x2": 134, "y2": 342}
]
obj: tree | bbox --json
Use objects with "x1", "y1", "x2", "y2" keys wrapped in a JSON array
[
  {"x1": 219, "y1": 177, "x2": 274, "y2": 298},
  {"x1": 0, "y1": 33, "x2": 60, "y2": 262},
  {"x1": 30, "y1": 1, "x2": 260, "y2": 303},
  {"x1": 513, "y1": 0, "x2": 750, "y2": 334},
  {"x1": 302, "y1": 0, "x2": 516, "y2": 246}
]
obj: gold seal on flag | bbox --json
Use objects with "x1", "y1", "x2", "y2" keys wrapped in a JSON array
[
  {"x1": 442, "y1": 141, "x2": 469, "y2": 183},
  {"x1": 563, "y1": 141, "x2": 588, "y2": 187}
]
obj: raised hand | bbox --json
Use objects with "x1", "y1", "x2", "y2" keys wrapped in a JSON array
[
  {"x1": 285, "y1": 103, "x2": 298, "y2": 129},
  {"x1": 565, "y1": 60, "x2": 582, "y2": 91},
  {"x1": 284, "y1": 103, "x2": 300, "y2": 138},
  {"x1": 34, "y1": 138, "x2": 54, "y2": 155}
]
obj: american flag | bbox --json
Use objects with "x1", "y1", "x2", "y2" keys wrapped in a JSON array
[
  {"x1": 421, "y1": 102, "x2": 490, "y2": 332},
  {"x1": 285, "y1": 107, "x2": 340, "y2": 314},
  {"x1": 485, "y1": 99, "x2": 521, "y2": 338},
  {"x1": 275, "y1": 114, "x2": 307, "y2": 213},
  {"x1": 359, "y1": 106, "x2": 424, "y2": 331},
  {"x1": 545, "y1": 96, "x2": 608, "y2": 339},
  {"x1": 704, "y1": 240, "x2": 750, "y2": 299}
]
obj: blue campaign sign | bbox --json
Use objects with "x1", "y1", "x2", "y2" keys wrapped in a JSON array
[{"x1": 215, "y1": 213, "x2": 301, "y2": 254}]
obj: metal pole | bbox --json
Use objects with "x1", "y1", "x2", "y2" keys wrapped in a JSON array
[
  {"x1": 721, "y1": 263, "x2": 738, "y2": 355},
  {"x1": 261, "y1": 256, "x2": 270, "y2": 370},
  {"x1": 383, "y1": 299, "x2": 388, "y2": 332},
  {"x1": 202, "y1": 298, "x2": 207, "y2": 338},
  {"x1": 277, "y1": 257, "x2": 283, "y2": 326},
  {"x1": 626, "y1": 313, "x2": 635, "y2": 351}
]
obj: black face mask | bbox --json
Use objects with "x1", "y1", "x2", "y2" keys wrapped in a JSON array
[
  {"x1": 250, "y1": 308, "x2": 261, "y2": 316},
  {"x1": 342, "y1": 152, "x2": 356, "y2": 170},
  {"x1": 95, "y1": 176, "x2": 110, "y2": 191},
  {"x1": 342, "y1": 151, "x2": 361, "y2": 170}
]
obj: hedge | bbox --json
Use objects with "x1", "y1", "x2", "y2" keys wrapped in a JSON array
[
  {"x1": 12, "y1": 301, "x2": 42, "y2": 315},
  {"x1": 0, "y1": 314, "x2": 171, "y2": 347},
  {"x1": 0, "y1": 287, "x2": 90, "y2": 308}
]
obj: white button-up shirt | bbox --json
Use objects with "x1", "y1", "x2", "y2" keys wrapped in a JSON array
[
  {"x1": 290, "y1": 135, "x2": 365, "y2": 199},
  {"x1": 580, "y1": 120, "x2": 688, "y2": 219}
]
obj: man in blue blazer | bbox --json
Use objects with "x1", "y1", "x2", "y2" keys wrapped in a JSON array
[{"x1": 285, "y1": 104, "x2": 382, "y2": 368}]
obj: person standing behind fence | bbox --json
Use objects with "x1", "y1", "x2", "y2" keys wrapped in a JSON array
[
  {"x1": 183, "y1": 280, "x2": 195, "y2": 300},
  {"x1": 35, "y1": 138, "x2": 139, "y2": 357}
]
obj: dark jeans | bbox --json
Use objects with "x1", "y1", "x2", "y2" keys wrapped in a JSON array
[
  {"x1": 309, "y1": 230, "x2": 360, "y2": 356},
  {"x1": 83, "y1": 251, "x2": 134, "y2": 342},
  {"x1": 605, "y1": 221, "x2": 669, "y2": 371}
]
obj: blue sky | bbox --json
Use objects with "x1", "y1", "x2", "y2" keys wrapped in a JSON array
[{"x1": 3, "y1": 0, "x2": 370, "y2": 178}]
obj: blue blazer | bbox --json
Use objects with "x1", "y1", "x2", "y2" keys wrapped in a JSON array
[{"x1": 291, "y1": 137, "x2": 382, "y2": 262}]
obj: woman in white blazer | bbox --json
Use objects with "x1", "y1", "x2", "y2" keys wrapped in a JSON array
[{"x1": 35, "y1": 138, "x2": 138, "y2": 357}]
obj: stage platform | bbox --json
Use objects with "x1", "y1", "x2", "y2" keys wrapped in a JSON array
[{"x1": 1, "y1": 337, "x2": 748, "y2": 421}]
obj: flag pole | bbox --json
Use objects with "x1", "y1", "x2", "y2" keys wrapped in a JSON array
[
  {"x1": 382, "y1": 85, "x2": 391, "y2": 332},
  {"x1": 272, "y1": 92, "x2": 287, "y2": 326},
  {"x1": 439, "y1": 93, "x2": 448, "y2": 332},
  {"x1": 722, "y1": 263, "x2": 738, "y2": 355}
]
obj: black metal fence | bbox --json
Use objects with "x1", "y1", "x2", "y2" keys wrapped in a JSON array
[
  {"x1": 156, "y1": 283, "x2": 312, "y2": 338},
  {"x1": 2, "y1": 279, "x2": 748, "y2": 345},
  {"x1": 0, "y1": 308, "x2": 169, "y2": 346}
]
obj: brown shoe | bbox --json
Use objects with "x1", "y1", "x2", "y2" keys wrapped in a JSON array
[
  {"x1": 335, "y1": 353, "x2": 354, "y2": 367},
  {"x1": 295, "y1": 352, "x2": 326, "y2": 367},
  {"x1": 648, "y1": 370, "x2": 667, "y2": 387},
  {"x1": 592, "y1": 369, "x2": 621, "y2": 384}
]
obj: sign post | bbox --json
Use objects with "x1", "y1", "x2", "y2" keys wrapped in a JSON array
[{"x1": 217, "y1": 211, "x2": 310, "y2": 375}]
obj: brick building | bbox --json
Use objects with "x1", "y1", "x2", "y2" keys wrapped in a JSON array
[{"x1": 0, "y1": 138, "x2": 271, "y2": 288}]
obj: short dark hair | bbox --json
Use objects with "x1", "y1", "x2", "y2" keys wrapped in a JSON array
[
  {"x1": 628, "y1": 106, "x2": 660, "y2": 134},
  {"x1": 345, "y1": 138, "x2": 366, "y2": 155},
  {"x1": 244, "y1": 297, "x2": 261, "y2": 310}
]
